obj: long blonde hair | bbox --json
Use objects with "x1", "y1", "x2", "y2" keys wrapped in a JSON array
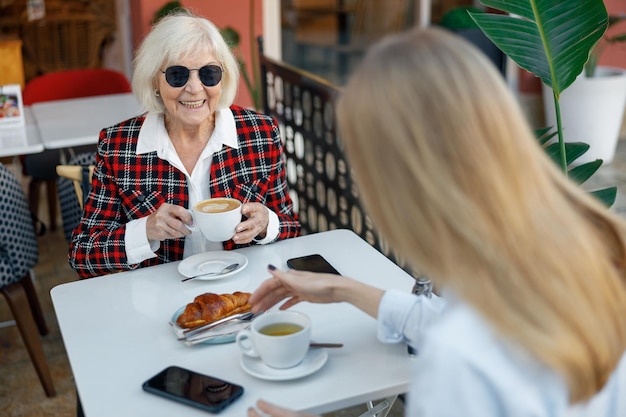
[{"x1": 337, "y1": 27, "x2": 626, "y2": 402}]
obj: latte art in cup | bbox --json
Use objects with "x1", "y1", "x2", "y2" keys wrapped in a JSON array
[
  {"x1": 188, "y1": 197, "x2": 242, "y2": 242},
  {"x1": 195, "y1": 198, "x2": 241, "y2": 213}
]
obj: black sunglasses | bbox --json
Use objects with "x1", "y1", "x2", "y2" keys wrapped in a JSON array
[{"x1": 161, "y1": 65, "x2": 223, "y2": 88}]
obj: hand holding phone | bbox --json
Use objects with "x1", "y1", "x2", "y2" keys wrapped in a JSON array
[
  {"x1": 142, "y1": 366, "x2": 243, "y2": 413},
  {"x1": 287, "y1": 254, "x2": 341, "y2": 275}
]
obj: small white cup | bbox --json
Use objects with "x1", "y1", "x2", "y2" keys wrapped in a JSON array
[
  {"x1": 236, "y1": 311, "x2": 311, "y2": 369},
  {"x1": 187, "y1": 198, "x2": 242, "y2": 242}
]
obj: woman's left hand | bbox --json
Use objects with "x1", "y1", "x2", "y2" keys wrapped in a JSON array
[
  {"x1": 248, "y1": 400, "x2": 318, "y2": 417},
  {"x1": 233, "y1": 202, "x2": 269, "y2": 244}
]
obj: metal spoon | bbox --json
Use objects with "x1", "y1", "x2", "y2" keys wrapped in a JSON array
[
  {"x1": 181, "y1": 262, "x2": 240, "y2": 282},
  {"x1": 309, "y1": 343, "x2": 343, "y2": 348}
]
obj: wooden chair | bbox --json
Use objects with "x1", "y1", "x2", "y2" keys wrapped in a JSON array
[
  {"x1": 0, "y1": 163, "x2": 55, "y2": 397},
  {"x1": 56, "y1": 152, "x2": 96, "y2": 243},
  {"x1": 20, "y1": 2, "x2": 115, "y2": 76},
  {"x1": 56, "y1": 165, "x2": 94, "y2": 209},
  {"x1": 21, "y1": 68, "x2": 130, "y2": 233}
]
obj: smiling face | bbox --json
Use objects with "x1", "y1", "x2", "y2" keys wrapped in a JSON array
[{"x1": 157, "y1": 51, "x2": 223, "y2": 133}]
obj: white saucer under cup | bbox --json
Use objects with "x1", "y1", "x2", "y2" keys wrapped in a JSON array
[
  {"x1": 178, "y1": 251, "x2": 248, "y2": 281},
  {"x1": 240, "y1": 348, "x2": 328, "y2": 381}
]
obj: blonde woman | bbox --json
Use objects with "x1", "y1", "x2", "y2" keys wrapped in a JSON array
[{"x1": 248, "y1": 27, "x2": 626, "y2": 416}]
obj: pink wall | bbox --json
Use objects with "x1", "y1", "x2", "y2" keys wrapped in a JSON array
[
  {"x1": 602, "y1": 0, "x2": 626, "y2": 70},
  {"x1": 129, "y1": 0, "x2": 263, "y2": 108}
]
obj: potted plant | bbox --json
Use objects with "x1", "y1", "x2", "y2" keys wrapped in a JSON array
[
  {"x1": 470, "y1": 0, "x2": 617, "y2": 206},
  {"x1": 542, "y1": 14, "x2": 626, "y2": 165}
]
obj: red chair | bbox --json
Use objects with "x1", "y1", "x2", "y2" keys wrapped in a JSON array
[
  {"x1": 22, "y1": 68, "x2": 132, "y2": 104},
  {"x1": 22, "y1": 68, "x2": 131, "y2": 232}
]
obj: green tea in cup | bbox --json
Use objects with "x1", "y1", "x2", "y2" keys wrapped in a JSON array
[
  {"x1": 236, "y1": 311, "x2": 311, "y2": 368},
  {"x1": 259, "y1": 323, "x2": 304, "y2": 336}
]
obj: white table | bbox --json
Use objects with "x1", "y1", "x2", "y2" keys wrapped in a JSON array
[
  {"x1": 30, "y1": 93, "x2": 145, "y2": 149},
  {"x1": 0, "y1": 106, "x2": 44, "y2": 157},
  {"x1": 51, "y1": 229, "x2": 416, "y2": 417}
]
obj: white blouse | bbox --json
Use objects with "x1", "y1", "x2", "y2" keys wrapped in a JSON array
[
  {"x1": 377, "y1": 289, "x2": 626, "y2": 416},
  {"x1": 125, "y1": 109, "x2": 279, "y2": 264}
]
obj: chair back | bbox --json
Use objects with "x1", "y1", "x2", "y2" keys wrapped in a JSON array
[
  {"x1": 22, "y1": 68, "x2": 131, "y2": 105},
  {"x1": 56, "y1": 152, "x2": 96, "y2": 243},
  {"x1": 20, "y1": 1, "x2": 115, "y2": 75},
  {"x1": 0, "y1": 163, "x2": 38, "y2": 287},
  {"x1": 56, "y1": 165, "x2": 95, "y2": 209},
  {"x1": 258, "y1": 39, "x2": 414, "y2": 274}
]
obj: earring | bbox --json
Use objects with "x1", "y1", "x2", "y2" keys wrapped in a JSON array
[{"x1": 154, "y1": 89, "x2": 160, "y2": 97}]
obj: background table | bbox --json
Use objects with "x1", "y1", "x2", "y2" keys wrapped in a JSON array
[
  {"x1": 51, "y1": 229, "x2": 416, "y2": 417},
  {"x1": 30, "y1": 92, "x2": 144, "y2": 149},
  {"x1": 0, "y1": 106, "x2": 43, "y2": 157}
]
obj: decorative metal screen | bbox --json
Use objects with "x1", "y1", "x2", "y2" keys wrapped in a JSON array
[{"x1": 259, "y1": 48, "x2": 415, "y2": 276}]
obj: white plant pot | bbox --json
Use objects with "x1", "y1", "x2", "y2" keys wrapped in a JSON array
[{"x1": 542, "y1": 67, "x2": 626, "y2": 165}]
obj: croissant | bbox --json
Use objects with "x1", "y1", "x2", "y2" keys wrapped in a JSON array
[{"x1": 176, "y1": 291, "x2": 252, "y2": 329}]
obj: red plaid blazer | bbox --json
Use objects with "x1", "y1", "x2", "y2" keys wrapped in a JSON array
[{"x1": 69, "y1": 105, "x2": 300, "y2": 278}]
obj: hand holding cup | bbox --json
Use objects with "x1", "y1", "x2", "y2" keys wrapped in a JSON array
[{"x1": 187, "y1": 197, "x2": 242, "y2": 242}]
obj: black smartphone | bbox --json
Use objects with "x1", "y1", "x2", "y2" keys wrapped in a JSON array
[
  {"x1": 287, "y1": 254, "x2": 341, "y2": 275},
  {"x1": 142, "y1": 366, "x2": 244, "y2": 413}
]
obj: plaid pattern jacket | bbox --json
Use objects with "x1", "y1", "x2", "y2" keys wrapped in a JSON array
[{"x1": 69, "y1": 105, "x2": 300, "y2": 279}]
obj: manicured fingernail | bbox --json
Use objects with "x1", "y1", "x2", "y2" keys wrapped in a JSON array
[{"x1": 268, "y1": 264, "x2": 276, "y2": 270}]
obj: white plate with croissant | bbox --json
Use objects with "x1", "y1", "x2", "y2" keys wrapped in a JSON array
[
  {"x1": 171, "y1": 292, "x2": 253, "y2": 345},
  {"x1": 178, "y1": 251, "x2": 248, "y2": 280}
]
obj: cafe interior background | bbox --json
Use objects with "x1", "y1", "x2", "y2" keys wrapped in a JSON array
[{"x1": 1, "y1": 0, "x2": 626, "y2": 415}]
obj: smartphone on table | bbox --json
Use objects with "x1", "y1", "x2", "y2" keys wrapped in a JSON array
[
  {"x1": 287, "y1": 254, "x2": 341, "y2": 275},
  {"x1": 142, "y1": 366, "x2": 244, "y2": 413}
]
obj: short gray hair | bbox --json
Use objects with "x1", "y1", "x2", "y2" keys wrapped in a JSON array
[{"x1": 132, "y1": 9, "x2": 240, "y2": 113}]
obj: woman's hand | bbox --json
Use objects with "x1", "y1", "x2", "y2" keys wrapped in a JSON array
[
  {"x1": 249, "y1": 265, "x2": 384, "y2": 318},
  {"x1": 249, "y1": 266, "x2": 345, "y2": 313},
  {"x1": 145, "y1": 203, "x2": 193, "y2": 241},
  {"x1": 248, "y1": 399, "x2": 318, "y2": 417},
  {"x1": 233, "y1": 202, "x2": 269, "y2": 244}
]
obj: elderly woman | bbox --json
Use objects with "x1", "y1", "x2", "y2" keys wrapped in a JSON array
[
  {"x1": 248, "y1": 27, "x2": 626, "y2": 417},
  {"x1": 69, "y1": 10, "x2": 300, "y2": 279}
]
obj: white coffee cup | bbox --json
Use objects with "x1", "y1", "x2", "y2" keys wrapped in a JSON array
[
  {"x1": 188, "y1": 197, "x2": 242, "y2": 242},
  {"x1": 236, "y1": 311, "x2": 311, "y2": 369}
]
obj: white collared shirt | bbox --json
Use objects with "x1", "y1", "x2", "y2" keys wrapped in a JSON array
[{"x1": 125, "y1": 109, "x2": 279, "y2": 264}]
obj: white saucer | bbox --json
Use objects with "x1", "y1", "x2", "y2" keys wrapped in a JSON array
[
  {"x1": 240, "y1": 348, "x2": 328, "y2": 381},
  {"x1": 178, "y1": 251, "x2": 248, "y2": 280}
]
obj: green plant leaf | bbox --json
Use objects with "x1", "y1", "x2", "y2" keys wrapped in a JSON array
[
  {"x1": 544, "y1": 142, "x2": 589, "y2": 165},
  {"x1": 220, "y1": 27, "x2": 241, "y2": 49},
  {"x1": 152, "y1": 1, "x2": 183, "y2": 24},
  {"x1": 590, "y1": 187, "x2": 617, "y2": 207},
  {"x1": 567, "y1": 159, "x2": 602, "y2": 184},
  {"x1": 471, "y1": 0, "x2": 608, "y2": 96},
  {"x1": 439, "y1": 6, "x2": 484, "y2": 30},
  {"x1": 535, "y1": 127, "x2": 557, "y2": 146}
]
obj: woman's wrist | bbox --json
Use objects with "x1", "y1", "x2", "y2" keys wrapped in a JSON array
[{"x1": 336, "y1": 279, "x2": 384, "y2": 318}]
